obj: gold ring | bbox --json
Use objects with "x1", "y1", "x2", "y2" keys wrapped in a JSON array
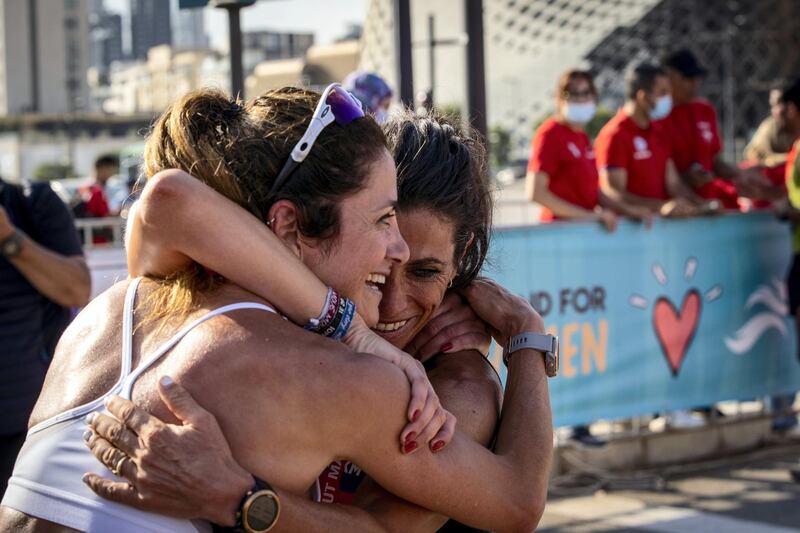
[{"x1": 112, "y1": 455, "x2": 129, "y2": 477}]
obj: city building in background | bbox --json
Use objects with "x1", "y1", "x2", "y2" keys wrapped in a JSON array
[
  {"x1": 130, "y1": 0, "x2": 172, "y2": 61},
  {"x1": 242, "y1": 30, "x2": 315, "y2": 75},
  {"x1": 360, "y1": 0, "x2": 800, "y2": 160},
  {"x1": 104, "y1": 45, "x2": 228, "y2": 115},
  {"x1": 246, "y1": 39, "x2": 360, "y2": 97},
  {"x1": 89, "y1": 5, "x2": 123, "y2": 77},
  {"x1": 172, "y1": 0, "x2": 209, "y2": 51},
  {"x1": 0, "y1": 0, "x2": 90, "y2": 115}
]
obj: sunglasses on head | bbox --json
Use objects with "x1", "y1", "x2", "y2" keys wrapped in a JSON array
[{"x1": 269, "y1": 83, "x2": 365, "y2": 197}]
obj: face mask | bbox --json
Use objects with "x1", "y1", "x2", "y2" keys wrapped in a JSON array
[
  {"x1": 563, "y1": 102, "x2": 597, "y2": 125},
  {"x1": 649, "y1": 95, "x2": 673, "y2": 120},
  {"x1": 373, "y1": 109, "x2": 389, "y2": 125}
]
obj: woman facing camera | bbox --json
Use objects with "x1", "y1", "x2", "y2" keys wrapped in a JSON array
[{"x1": 2, "y1": 88, "x2": 554, "y2": 533}]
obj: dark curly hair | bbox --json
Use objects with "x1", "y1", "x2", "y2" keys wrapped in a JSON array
[{"x1": 383, "y1": 109, "x2": 492, "y2": 289}]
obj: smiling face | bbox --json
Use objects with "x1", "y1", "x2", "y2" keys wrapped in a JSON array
[
  {"x1": 374, "y1": 207, "x2": 458, "y2": 348},
  {"x1": 299, "y1": 150, "x2": 409, "y2": 327}
]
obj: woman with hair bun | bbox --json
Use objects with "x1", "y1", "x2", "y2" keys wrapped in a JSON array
[{"x1": 2, "y1": 87, "x2": 553, "y2": 533}]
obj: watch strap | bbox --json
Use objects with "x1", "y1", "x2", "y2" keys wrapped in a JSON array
[{"x1": 504, "y1": 332, "x2": 559, "y2": 377}]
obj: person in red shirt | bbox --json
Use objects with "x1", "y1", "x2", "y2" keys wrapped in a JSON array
[
  {"x1": 595, "y1": 63, "x2": 710, "y2": 218},
  {"x1": 526, "y1": 70, "x2": 649, "y2": 232},
  {"x1": 661, "y1": 49, "x2": 779, "y2": 208},
  {"x1": 81, "y1": 154, "x2": 119, "y2": 219}
]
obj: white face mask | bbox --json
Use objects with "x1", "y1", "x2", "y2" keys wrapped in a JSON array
[
  {"x1": 563, "y1": 101, "x2": 597, "y2": 125},
  {"x1": 649, "y1": 95, "x2": 673, "y2": 120}
]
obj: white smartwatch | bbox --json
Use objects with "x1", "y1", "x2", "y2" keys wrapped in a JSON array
[{"x1": 504, "y1": 332, "x2": 559, "y2": 377}]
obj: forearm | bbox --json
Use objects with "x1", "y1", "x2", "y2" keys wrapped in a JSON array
[
  {"x1": 713, "y1": 156, "x2": 738, "y2": 181},
  {"x1": 602, "y1": 184, "x2": 664, "y2": 211},
  {"x1": 667, "y1": 162, "x2": 705, "y2": 204},
  {"x1": 8, "y1": 234, "x2": 90, "y2": 307},
  {"x1": 535, "y1": 189, "x2": 598, "y2": 220},
  {"x1": 598, "y1": 191, "x2": 645, "y2": 217},
  {"x1": 270, "y1": 490, "x2": 390, "y2": 533},
  {"x1": 131, "y1": 170, "x2": 327, "y2": 324}
]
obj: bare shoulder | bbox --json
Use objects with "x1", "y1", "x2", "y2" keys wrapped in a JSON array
[{"x1": 427, "y1": 351, "x2": 502, "y2": 395}]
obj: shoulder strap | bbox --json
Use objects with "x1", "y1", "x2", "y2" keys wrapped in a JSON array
[
  {"x1": 119, "y1": 301, "x2": 277, "y2": 399},
  {"x1": 120, "y1": 278, "x2": 142, "y2": 380}
]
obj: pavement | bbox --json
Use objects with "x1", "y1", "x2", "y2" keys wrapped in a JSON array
[{"x1": 539, "y1": 443, "x2": 800, "y2": 532}]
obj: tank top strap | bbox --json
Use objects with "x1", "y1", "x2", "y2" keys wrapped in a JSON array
[
  {"x1": 28, "y1": 278, "x2": 145, "y2": 434},
  {"x1": 120, "y1": 277, "x2": 142, "y2": 380},
  {"x1": 119, "y1": 301, "x2": 277, "y2": 399}
]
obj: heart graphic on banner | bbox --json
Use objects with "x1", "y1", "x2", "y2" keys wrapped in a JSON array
[{"x1": 653, "y1": 289, "x2": 702, "y2": 376}]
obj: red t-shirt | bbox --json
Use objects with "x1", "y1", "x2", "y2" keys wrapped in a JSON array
[
  {"x1": 660, "y1": 100, "x2": 721, "y2": 173},
  {"x1": 82, "y1": 183, "x2": 110, "y2": 218},
  {"x1": 660, "y1": 100, "x2": 738, "y2": 208},
  {"x1": 528, "y1": 118, "x2": 599, "y2": 221},
  {"x1": 594, "y1": 109, "x2": 670, "y2": 200}
]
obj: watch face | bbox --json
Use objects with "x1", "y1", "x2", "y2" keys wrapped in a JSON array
[
  {"x1": 2, "y1": 235, "x2": 21, "y2": 257},
  {"x1": 244, "y1": 491, "x2": 279, "y2": 533}
]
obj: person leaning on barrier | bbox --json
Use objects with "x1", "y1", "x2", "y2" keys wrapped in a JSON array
[
  {"x1": 661, "y1": 49, "x2": 780, "y2": 206},
  {"x1": 526, "y1": 69, "x2": 653, "y2": 232},
  {"x1": 594, "y1": 63, "x2": 716, "y2": 219},
  {"x1": 0, "y1": 176, "x2": 90, "y2": 499},
  {"x1": 744, "y1": 86, "x2": 796, "y2": 168}
]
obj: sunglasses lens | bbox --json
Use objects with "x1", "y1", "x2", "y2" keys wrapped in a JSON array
[{"x1": 327, "y1": 88, "x2": 365, "y2": 126}]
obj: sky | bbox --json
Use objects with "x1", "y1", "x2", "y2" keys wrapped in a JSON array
[{"x1": 103, "y1": 0, "x2": 368, "y2": 52}]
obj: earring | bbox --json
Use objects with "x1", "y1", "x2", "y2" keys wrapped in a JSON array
[
  {"x1": 447, "y1": 279, "x2": 453, "y2": 289},
  {"x1": 267, "y1": 217, "x2": 276, "y2": 227}
]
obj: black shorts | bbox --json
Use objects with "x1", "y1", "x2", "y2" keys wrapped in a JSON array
[{"x1": 788, "y1": 254, "x2": 800, "y2": 315}]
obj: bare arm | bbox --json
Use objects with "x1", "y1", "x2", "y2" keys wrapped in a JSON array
[
  {"x1": 526, "y1": 170, "x2": 598, "y2": 220},
  {"x1": 128, "y1": 170, "x2": 328, "y2": 325},
  {"x1": 665, "y1": 160, "x2": 705, "y2": 204},
  {"x1": 599, "y1": 168, "x2": 666, "y2": 211},
  {"x1": 345, "y1": 279, "x2": 552, "y2": 532},
  {"x1": 0, "y1": 205, "x2": 90, "y2": 307}
]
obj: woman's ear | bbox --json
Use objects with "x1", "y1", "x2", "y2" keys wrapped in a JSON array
[{"x1": 268, "y1": 200, "x2": 303, "y2": 258}]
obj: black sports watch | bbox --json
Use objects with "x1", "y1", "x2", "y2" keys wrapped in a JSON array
[
  {"x1": 232, "y1": 477, "x2": 280, "y2": 533},
  {"x1": 504, "y1": 332, "x2": 559, "y2": 377},
  {"x1": 0, "y1": 230, "x2": 24, "y2": 259}
]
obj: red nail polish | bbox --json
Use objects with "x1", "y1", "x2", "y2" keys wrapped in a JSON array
[
  {"x1": 405, "y1": 431, "x2": 417, "y2": 443},
  {"x1": 440, "y1": 343, "x2": 453, "y2": 353},
  {"x1": 431, "y1": 440, "x2": 445, "y2": 452},
  {"x1": 404, "y1": 441, "x2": 418, "y2": 454},
  {"x1": 412, "y1": 410, "x2": 420, "y2": 422}
]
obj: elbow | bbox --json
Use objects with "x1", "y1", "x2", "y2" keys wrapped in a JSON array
[
  {"x1": 139, "y1": 169, "x2": 192, "y2": 228},
  {"x1": 504, "y1": 492, "x2": 547, "y2": 533}
]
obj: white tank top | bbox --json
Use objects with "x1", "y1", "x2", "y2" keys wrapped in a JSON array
[{"x1": 2, "y1": 278, "x2": 277, "y2": 532}]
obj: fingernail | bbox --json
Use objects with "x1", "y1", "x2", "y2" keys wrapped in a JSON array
[
  {"x1": 412, "y1": 410, "x2": 420, "y2": 422},
  {"x1": 403, "y1": 441, "x2": 418, "y2": 454},
  {"x1": 440, "y1": 343, "x2": 453, "y2": 353},
  {"x1": 83, "y1": 430, "x2": 93, "y2": 443},
  {"x1": 81, "y1": 473, "x2": 90, "y2": 484},
  {"x1": 431, "y1": 440, "x2": 445, "y2": 452},
  {"x1": 103, "y1": 397, "x2": 111, "y2": 407},
  {"x1": 85, "y1": 412, "x2": 96, "y2": 424},
  {"x1": 160, "y1": 375, "x2": 174, "y2": 387},
  {"x1": 404, "y1": 432, "x2": 417, "y2": 444}
]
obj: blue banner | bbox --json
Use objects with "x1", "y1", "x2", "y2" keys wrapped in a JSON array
[{"x1": 488, "y1": 213, "x2": 799, "y2": 427}]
